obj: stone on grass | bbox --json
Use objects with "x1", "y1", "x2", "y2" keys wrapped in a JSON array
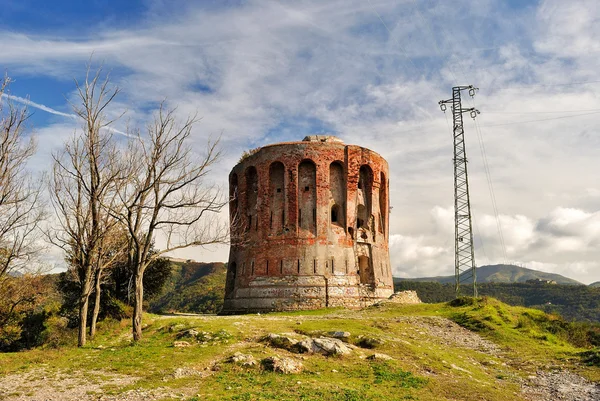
[
  {"x1": 296, "y1": 337, "x2": 352, "y2": 356},
  {"x1": 329, "y1": 331, "x2": 351, "y2": 339},
  {"x1": 262, "y1": 356, "x2": 303, "y2": 374},
  {"x1": 367, "y1": 353, "x2": 394, "y2": 361},
  {"x1": 356, "y1": 336, "x2": 384, "y2": 349},
  {"x1": 226, "y1": 352, "x2": 257, "y2": 367},
  {"x1": 173, "y1": 341, "x2": 191, "y2": 348},
  {"x1": 262, "y1": 333, "x2": 298, "y2": 350},
  {"x1": 168, "y1": 323, "x2": 186, "y2": 333},
  {"x1": 176, "y1": 329, "x2": 199, "y2": 339},
  {"x1": 388, "y1": 291, "x2": 421, "y2": 304}
]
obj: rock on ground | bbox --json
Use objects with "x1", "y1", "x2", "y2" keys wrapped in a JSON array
[
  {"x1": 261, "y1": 356, "x2": 303, "y2": 374},
  {"x1": 226, "y1": 352, "x2": 257, "y2": 367},
  {"x1": 296, "y1": 337, "x2": 353, "y2": 356},
  {"x1": 367, "y1": 353, "x2": 394, "y2": 361},
  {"x1": 387, "y1": 290, "x2": 422, "y2": 304}
]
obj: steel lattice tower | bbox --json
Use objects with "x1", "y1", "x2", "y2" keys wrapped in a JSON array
[{"x1": 439, "y1": 86, "x2": 479, "y2": 298}]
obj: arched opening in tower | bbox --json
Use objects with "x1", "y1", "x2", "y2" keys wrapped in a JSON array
[
  {"x1": 358, "y1": 255, "x2": 373, "y2": 284},
  {"x1": 357, "y1": 204, "x2": 367, "y2": 229},
  {"x1": 357, "y1": 165, "x2": 373, "y2": 231},
  {"x1": 379, "y1": 171, "x2": 386, "y2": 235},
  {"x1": 298, "y1": 159, "x2": 317, "y2": 235},
  {"x1": 329, "y1": 161, "x2": 345, "y2": 228},
  {"x1": 225, "y1": 262, "x2": 237, "y2": 298},
  {"x1": 331, "y1": 204, "x2": 341, "y2": 224},
  {"x1": 245, "y1": 166, "x2": 258, "y2": 232},
  {"x1": 269, "y1": 161, "x2": 285, "y2": 234}
]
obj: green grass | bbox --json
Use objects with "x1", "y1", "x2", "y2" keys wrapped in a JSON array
[{"x1": 0, "y1": 298, "x2": 598, "y2": 400}]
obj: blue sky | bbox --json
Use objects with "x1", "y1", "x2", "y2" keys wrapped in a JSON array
[{"x1": 3, "y1": 0, "x2": 600, "y2": 284}]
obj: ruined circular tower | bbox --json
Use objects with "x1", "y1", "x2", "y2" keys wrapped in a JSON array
[{"x1": 222, "y1": 135, "x2": 393, "y2": 313}]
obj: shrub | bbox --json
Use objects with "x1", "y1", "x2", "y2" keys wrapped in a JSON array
[{"x1": 448, "y1": 297, "x2": 480, "y2": 307}]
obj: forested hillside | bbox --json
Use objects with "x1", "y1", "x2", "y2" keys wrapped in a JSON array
[
  {"x1": 394, "y1": 281, "x2": 600, "y2": 323},
  {"x1": 149, "y1": 261, "x2": 227, "y2": 314}
]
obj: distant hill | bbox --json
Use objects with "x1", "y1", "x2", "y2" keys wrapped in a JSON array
[
  {"x1": 395, "y1": 264, "x2": 582, "y2": 286},
  {"x1": 149, "y1": 261, "x2": 227, "y2": 314},
  {"x1": 590, "y1": 281, "x2": 600, "y2": 288}
]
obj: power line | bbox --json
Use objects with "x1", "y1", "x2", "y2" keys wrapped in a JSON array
[
  {"x1": 472, "y1": 114, "x2": 508, "y2": 264},
  {"x1": 484, "y1": 108, "x2": 600, "y2": 114},
  {"x1": 480, "y1": 110, "x2": 600, "y2": 128}
]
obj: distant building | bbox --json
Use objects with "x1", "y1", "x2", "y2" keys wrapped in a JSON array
[
  {"x1": 222, "y1": 135, "x2": 393, "y2": 313},
  {"x1": 526, "y1": 278, "x2": 557, "y2": 285}
]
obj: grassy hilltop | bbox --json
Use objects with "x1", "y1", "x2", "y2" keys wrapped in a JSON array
[{"x1": 0, "y1": 298, "x2": 598, "y2": 401}]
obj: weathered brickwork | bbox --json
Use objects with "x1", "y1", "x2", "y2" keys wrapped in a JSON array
[{"x1": 222, "y1": 135, "x2": 393, "y2": 313}]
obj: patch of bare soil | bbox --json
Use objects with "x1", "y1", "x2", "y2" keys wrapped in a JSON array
[
  {"x1": 521, "y1": 370, "x2": 600, "y2": 401},
  {"x1": 0, "y1": 368, "x2": 143, "y2": 401},
  {"x1": 0, "y1": 367, "x2": 198, "y2": 401},
  {"x1": 396, "y1": 316, "x2": 501, "y2": 354}
]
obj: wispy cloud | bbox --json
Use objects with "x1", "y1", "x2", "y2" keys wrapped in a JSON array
[
  {"x1": 1, "y1": 93, "x2": 76, "y2": 119},
  {"x1": 2, "y1": 93, "x2": 132, "y2": 138}
]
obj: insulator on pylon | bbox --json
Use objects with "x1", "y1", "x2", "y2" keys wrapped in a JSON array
[{"x1": 440, "y1": 103, "x2": 447, "y2": 112}]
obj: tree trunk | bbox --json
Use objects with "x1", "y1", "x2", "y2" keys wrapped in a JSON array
[
  {"x1": 78, "y1": 294, "x2": 90, "y2": 347},
  {"x1": 89, "y1": 269, "x2": 102, "y2": 339},
  {"x1": 132, "y1": 271, "x2": 144, "y2": 342}
]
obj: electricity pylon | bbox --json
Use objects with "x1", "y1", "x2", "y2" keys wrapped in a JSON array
[{"x1": 439, "y1": 86, "x2": 480, "y2": 298}]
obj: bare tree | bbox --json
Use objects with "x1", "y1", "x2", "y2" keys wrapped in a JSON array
[
  {"x1": 0, "y1": 75, "x2": 45, "y2": 286},
  {"x1": 114, "y1": 105, "x2": 228, "y2": 341},
  {"x1": 49, "y1": 66, "x2": 124, "y2": 346}
]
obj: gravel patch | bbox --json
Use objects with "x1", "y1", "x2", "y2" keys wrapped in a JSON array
[
  {"x1": 0, "y1": 368, "x2": 140, "y2": 401},
  {"x1": 521, "y1": 370, "x2": 600, "y2": 401},
  {"x1": 396, "y1": 316, "x2": 501, "y2": 355}
]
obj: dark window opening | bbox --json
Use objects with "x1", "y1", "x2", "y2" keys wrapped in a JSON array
[
  {"x1": 297, "y1": 259, "x2": 301, "y2": 274},
  {"x1": 280, "y1": 260, "x2": 283, "y2": 274},
  {"x1": 270, "y1": 212, "x2": 273, "y2": 229},
  {"x1": 276, "y1": 188, "x2": 281, "y2": 193},
  {"x1": 266, "y1": 260, "x2": 269, "y2": 274},
  {"x1": 251, "y1": 261, "x2": 255, "y2": 276},
  {"x1": 304, "y1": 186, "x2": 310, "y2": 192},
  {"x1": 331, "y1": 204, "x2": 340, "y2": 223},
  {"x1": 357, "y1": 218, "x2": 365, "y2": 228},
  {"x1": 313, "y1": 259, "x2": 317, "y2": 274},
  {"x1": 313, "y1": 208, "x2": 316, "y2": 225},
  {"x1": 331, "y1": 259, "x2": 335, "y2": 274}
]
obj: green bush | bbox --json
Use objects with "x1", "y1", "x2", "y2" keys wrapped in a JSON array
[
  {"x1": 448, "y1": 297, "x2": 480, "y2": 307},
  {"x1": 580, "y1": 348, "x2": 600, "y2": 366}
]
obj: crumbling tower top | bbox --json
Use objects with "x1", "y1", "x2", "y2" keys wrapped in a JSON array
[{"x1": 302, "y1": 135, "x2": 344, "y2": 144}]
